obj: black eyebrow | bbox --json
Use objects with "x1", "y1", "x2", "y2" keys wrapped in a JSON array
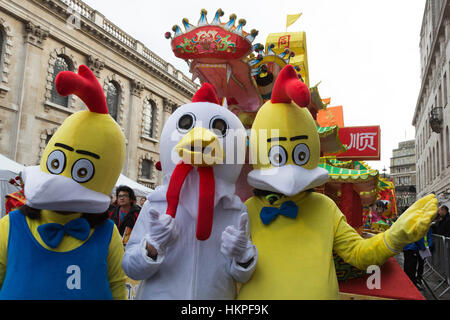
[
  {"x1": 290, "y1": 135, "x2": 308, "y2": 141},
  {"x1": 76, "y1": 150, "x2": 100, "y2": 159},
  {"x1": 267, "y1": 137, "x2": 287, "y2": 143},
  {"x1": 55, "y1": 143, "x2": 74, "y2": 152}
]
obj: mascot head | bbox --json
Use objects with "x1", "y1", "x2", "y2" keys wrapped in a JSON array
[
  {"x1": 159, "y1": 83, "x2": 246, "y2": 241},
  {"x1": 23, "y1": 65, "x2": 126, "y2": 213},
  {"x1": 248, "y1": 65, "x2": 329, "y2": 196}
]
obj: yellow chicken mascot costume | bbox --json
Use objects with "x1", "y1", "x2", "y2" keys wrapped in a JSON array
[
  {"x1": 237, "y1": 65, "x2": 438, "y2": 300},
  {"x1": 0, "y1": 65, "x2": 127, "y2": 300}
]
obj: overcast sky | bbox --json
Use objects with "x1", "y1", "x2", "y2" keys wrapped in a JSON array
[{"x1": 82, "y1": 0, "x2": 426, "y2": 174}]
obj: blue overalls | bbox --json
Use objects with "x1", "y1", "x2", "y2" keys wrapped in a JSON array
[{"x1": 0, "y1": 210, "x2": 113, "y2": 300}]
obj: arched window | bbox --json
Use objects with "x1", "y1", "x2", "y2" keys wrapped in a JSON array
[
  {"x1": 447, "y1": 126, "x2": 450, "y2": 167},
  {"x1": 416, "y1": 134, "x2": 419, "y2": 155},
  {"x1": 143, "y1": 99, "x2": 157, "y2": 138},
  {"x1": 417, "y1": 164, "x2": 420, "y2": 190},
  {"x1": 141, "y1": 159, "x2": 154, "y2": 180},
  {"x1": 422, "y1": 163, "x2": 425, "y2": 188},
  {"x1": 424, "y1": 162, "x2": 426, "y2": 185},
  {"x1": 423, "y1": 127, "x2": 426, "y2": 150},
  {"x1": 421, "y1": 163, "x2": 425, "y2": 189},
  {"x1": 38, "y1": 127, "x2": 58, "y2": 162},
  {"x1": 106, "y1": 81, "x2": 120, "y2": 121},
  {"x1": 436, "y1": 142, "x2": 440, "y2": 176},
  {"x1": 429, "y1": 153, "x2": 432, "y2": 182},
  {"x1": 45, "y1": 133, "x2": 53, "y2": 146},
  {"x1": 0, "y1": 27, "x2": 4, "y2": 70},
  {"x1": 441, "y1": 133, "x2": 445, "y2": 172},
  {"x1": 419, "y1": 134, "x2": 422, "y2": 154},
  {"x1": 431, "y1": 147, "x2": 436, "y2": 182},
  {"x1": 51, "y1": 55, "x2": 73, "y2": 107}
]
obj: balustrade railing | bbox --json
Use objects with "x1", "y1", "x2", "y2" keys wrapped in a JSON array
[
  {"x1": 102, "y1": 19, "x2": 136, "y2": 49},
  {"x1": 142, "y1": 47, "x2": 168, "y2": 72},
  {"x1": 59, "y1": 0, "x2": 94, "y2": 20},
  {"x1": 56, "y1": 0, "x2": 196, "y2": 91}
]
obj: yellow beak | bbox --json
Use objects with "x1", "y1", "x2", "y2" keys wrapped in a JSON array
[{"x1": 175, "y1": 127, "x2": 224, "y2": 167}]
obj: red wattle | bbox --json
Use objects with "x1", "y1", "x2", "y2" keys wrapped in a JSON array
[
  {"x1": 165, "y1": 161, "x2": 194, "y2": 218},
  {"x1": 196, "y1": 166, "x2": 215, "y2": 241}
]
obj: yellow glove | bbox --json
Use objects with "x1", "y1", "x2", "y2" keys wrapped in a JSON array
[{"x1": 384, "y1": 194, "x2": 438, "y2": 253}]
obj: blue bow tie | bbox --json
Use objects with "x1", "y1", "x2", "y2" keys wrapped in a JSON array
[
  {"x1": 37, "y1": 218, "x2": 91, "y2": 249},
  {"x1": 260, "y1": 201, "x2": 299, "y2": 225}
]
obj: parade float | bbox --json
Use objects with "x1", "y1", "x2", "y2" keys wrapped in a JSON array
[
  {"x1": 4, "y1": 176, "x2": 26, "y2": 215},
  {"x1": 164, "y1": 9, "x2": 423, "y2": 300}
]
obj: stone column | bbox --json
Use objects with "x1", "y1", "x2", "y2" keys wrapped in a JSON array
[
  {"x1": 124, "y1": 79, "x2": 145, "y2": 179},
  {"x1": 13, "y1": 21, "x2": 49, "y2": 165}
]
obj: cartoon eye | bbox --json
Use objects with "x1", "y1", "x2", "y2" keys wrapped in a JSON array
[
  {"x1": 71, "y1": 159, "x2": 95, "y2": 183},
  {"x1": 177, "y1": 113, "x2": 196, "y2": 132},
  {"x1": 268, "y1": 145, "x2": 288, "y2": 167},
  {"x1": 292, "y1": 144, "x2": 310, "y2": 166},
  {"x1": 210, "y1": 116, "x2": 229, "y2": 137},
  {"x1": 46, "y1": 150, "x2": 66, "y2": 175}
]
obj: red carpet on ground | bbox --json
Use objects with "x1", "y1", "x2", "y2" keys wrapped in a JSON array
[{"x1": 339, "y1": 257, "x2": 425, "y2": 300}]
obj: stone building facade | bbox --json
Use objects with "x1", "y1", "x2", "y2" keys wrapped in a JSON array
[
  {"x1": 390, "y1": 140, "x2": 417, "y2": 213},
  {"x1": 413, "y1": 0, "x2": 450, "y2": 206},
  {"x1": 0, "y1": 0, "x2": 198, "y2": 189}
]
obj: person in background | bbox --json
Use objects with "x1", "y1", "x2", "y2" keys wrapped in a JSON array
[
  {"x1": 107, "y1": 193, "x2": 117, "y2": 214},
  {"x1": 431, "y1": 205, "x2": 450, "y2": 238},
  {"x1": 402, "y1": 228, "x2": 432, "y2": 290},
  {"x1": 139, "y1": 197, "x2": 146, "y2": 208},
  {"x1": 109, "y1": 186, "x2": 141, "y2": 239},
  {"x1": 110, "y1": 193, "x2": 117, "y2": 207},
  {"x1": 416, "y1": 229, "x2": 433, "y2": 286}
]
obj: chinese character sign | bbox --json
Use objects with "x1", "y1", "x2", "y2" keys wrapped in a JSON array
[
  {"x1": 348, "y1": 132, "x2": 376, "y2": 151},
  {"x1": 334, "y1": 126, "x2": 380, "y2": 160},
  {"x1": 278, "y1": 35, "x2": 291, "y2": 49}
]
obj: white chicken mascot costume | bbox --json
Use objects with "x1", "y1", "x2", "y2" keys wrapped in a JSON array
[
  {"x1": 122, "y1": 83, "x2": 257, "y2": 300},
  {"x1": 237, "y1": 65, "x2": 438, "y2": 300},
  {"x1": 0, "y1": 65, "x2": 127, "y2": 300}
]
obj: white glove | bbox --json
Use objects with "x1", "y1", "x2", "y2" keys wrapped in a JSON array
[
  {"x1": 147, "y1": 209, "x2": 178, "y2": 255},
  {"x1": 221, "y1": 212, "x2": 256, "y2": 265}
]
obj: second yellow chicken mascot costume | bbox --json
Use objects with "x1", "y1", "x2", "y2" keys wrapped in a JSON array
[
  {"x1": 237, "y1": 65, "x2": 438, "y2": 300},
  {"x1": 0, "y1": 65, "x2": 127, "y2": 300}
]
